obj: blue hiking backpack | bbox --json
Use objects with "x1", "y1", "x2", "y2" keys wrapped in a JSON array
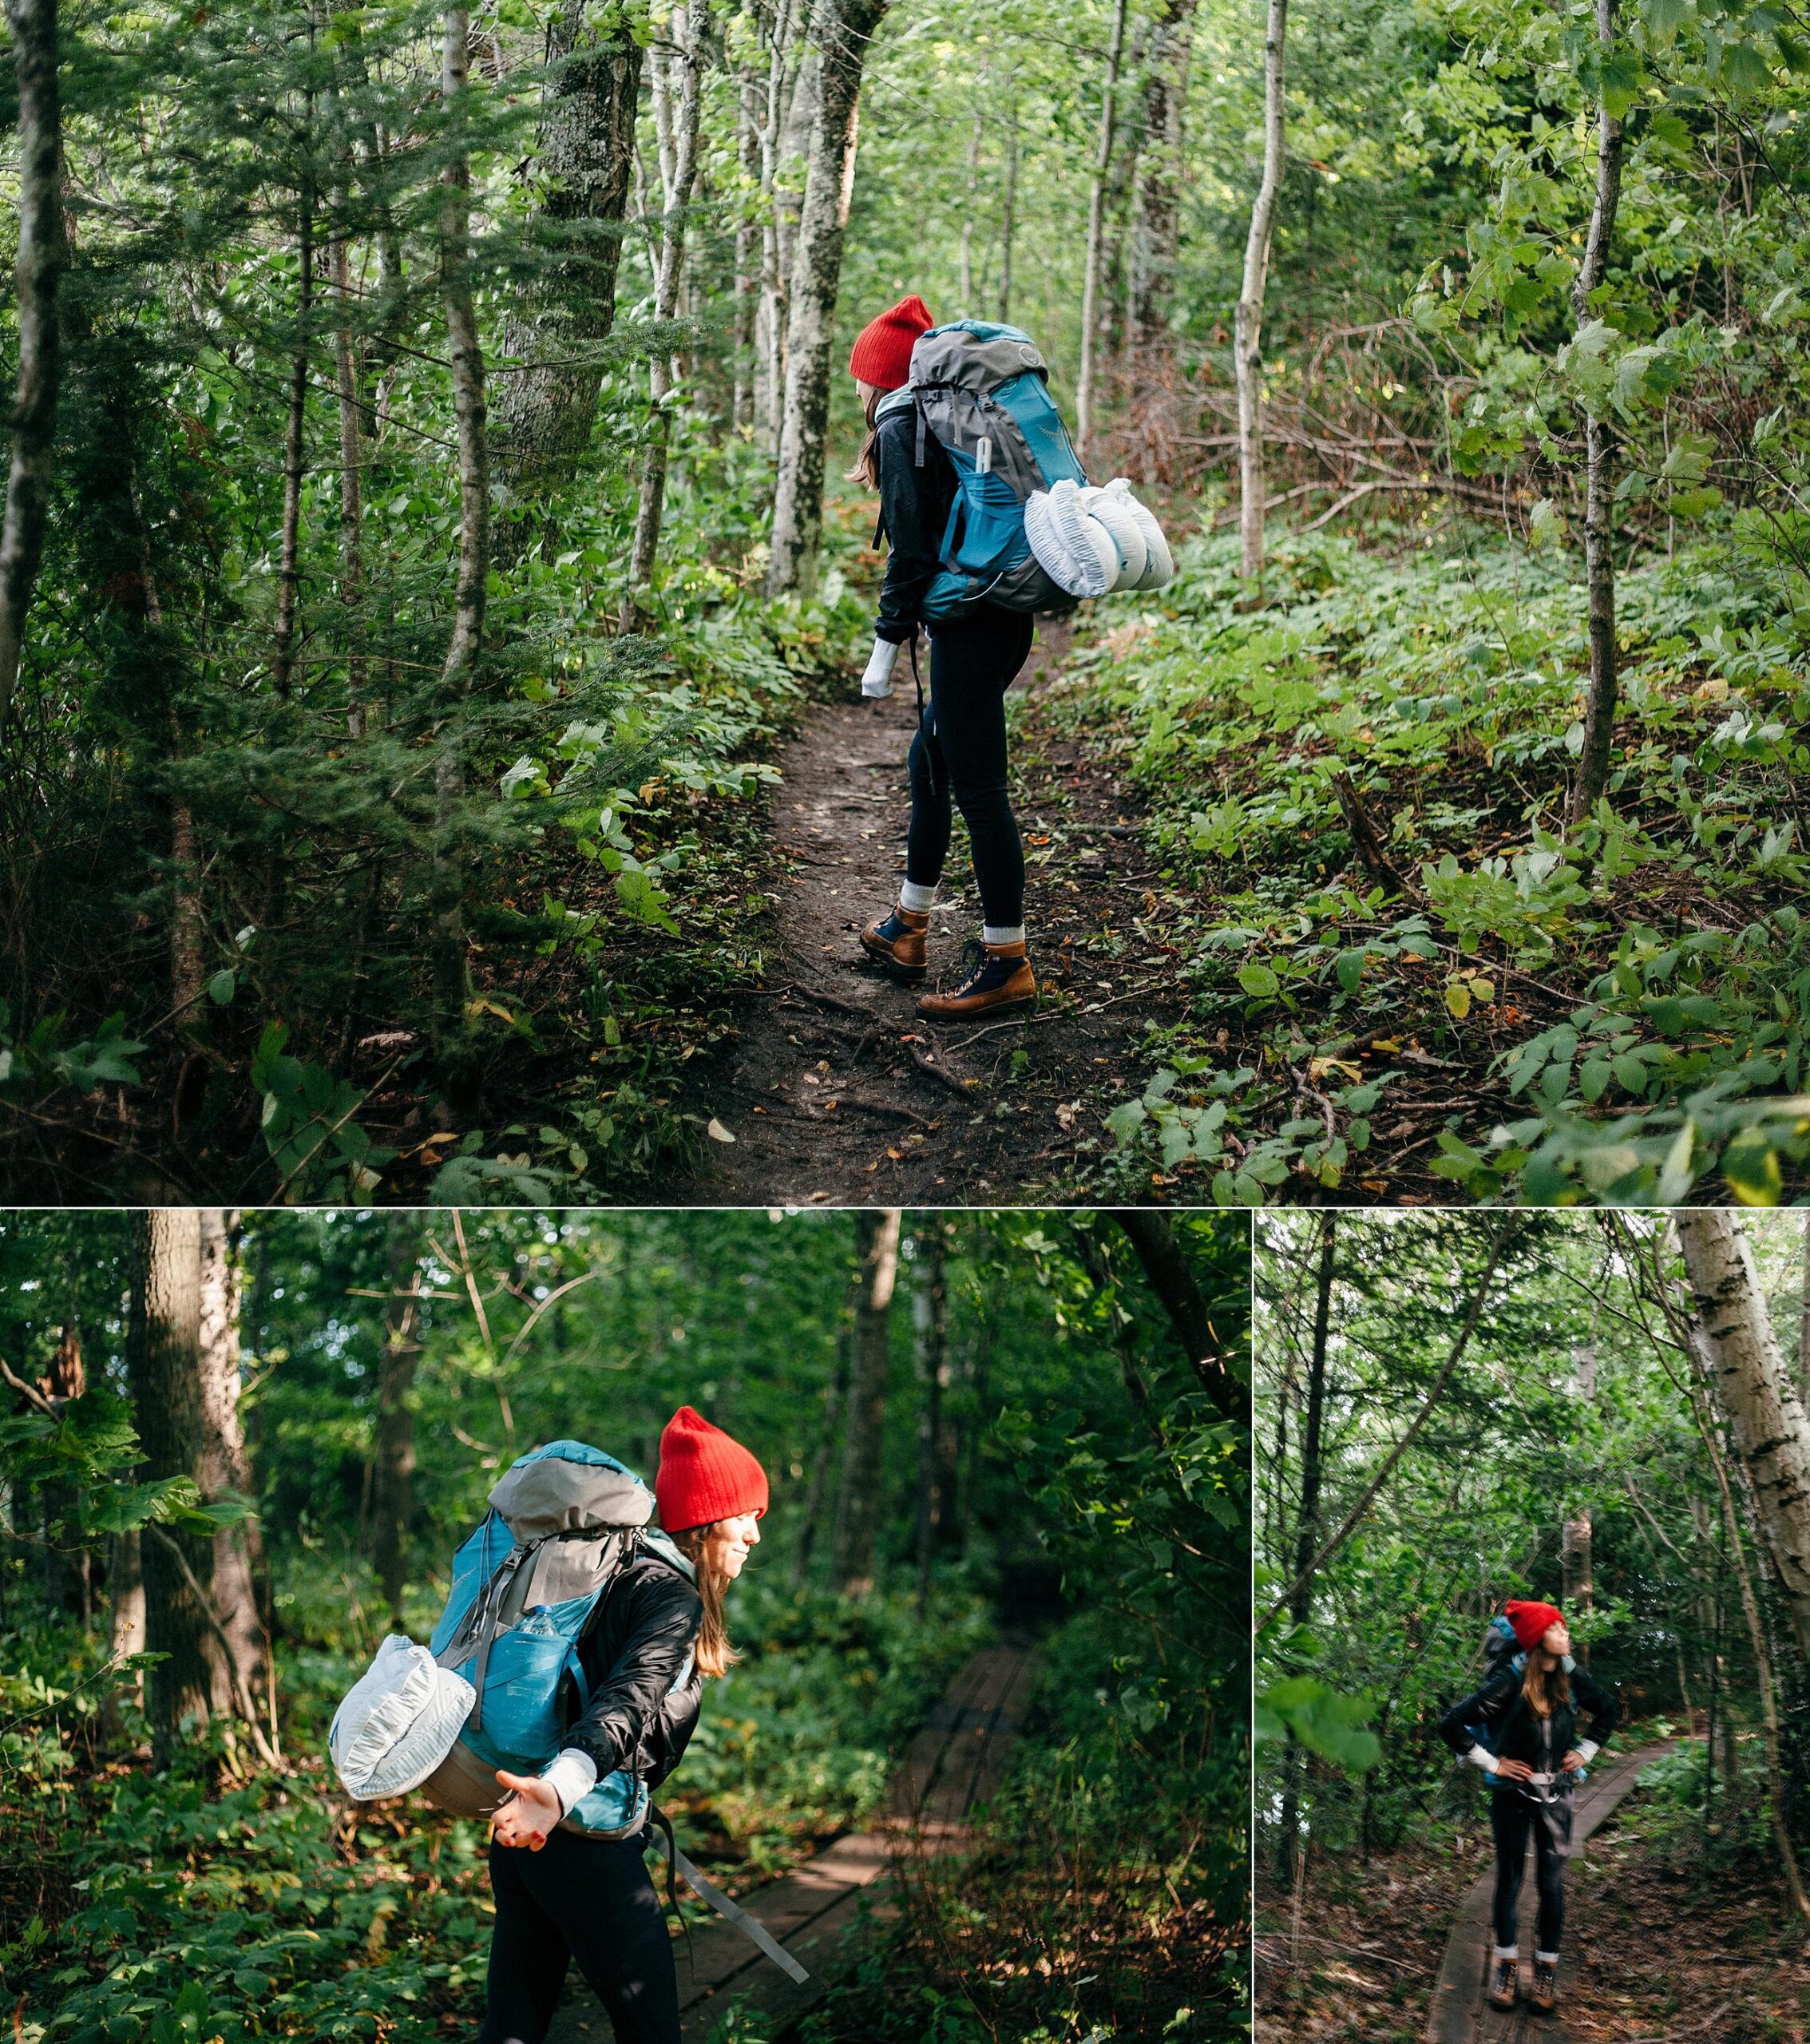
[
  {"x1": 876, "y1": 319, "x2": 1088, "y2": 622},
  {"x1": 424, "y1": 1439, "x2": 694, "y2": 1840}
]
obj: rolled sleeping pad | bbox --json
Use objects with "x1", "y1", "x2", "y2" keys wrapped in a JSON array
[
  {"x1": 1115, "y1": 484, "x2": 1175, "y2": 589},
  {"x1": 1079, "y1": 485, "x2": 1149, "y2": 592},
  {"x1": 1024, "y1": 478, "x2": 1115, "y2": 598}
]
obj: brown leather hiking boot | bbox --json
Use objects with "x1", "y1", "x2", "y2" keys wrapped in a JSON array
[
  {"x1": 861, "y1": 905, "x2": 929, "y2": 980},
  {"x1": 1530, "y1": 1959, "x2": 1558, "y2": 2014},
  {"x1": 1486, "y1": 1955, "x2": 1518, "y2": 2010},
  {"x1": 916, "y1": 940, "x2": 1036, "y2": 1020}
]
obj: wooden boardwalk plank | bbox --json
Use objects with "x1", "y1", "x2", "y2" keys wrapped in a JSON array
[
  {"x1": 1424, "y1": 1742, "x2": 1674, "y2": 2044},
  {"x1": 544, "y1": 1644, "x2": 1038, "y2": 2044}
]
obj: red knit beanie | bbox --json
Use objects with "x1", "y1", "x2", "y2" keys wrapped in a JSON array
[
  {"x1": 849, "y1": 295, "x2": 934, "y2": 392},
  {"x1": 655, "y1": 1406, "x2": 769, "y2": 1532},
  {"x1": 1506, "y1": 1600, "x2": 1564, "y2": 1651}
]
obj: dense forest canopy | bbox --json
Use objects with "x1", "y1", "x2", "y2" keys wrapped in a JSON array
[
  {"x1": 0, "y1": 0, "x2": 1806, "y2": 1204},
  {"x1": 1253, "y1": 1209, "x2": 1810, "y2": 2036},
  {"x1": 0, "y1": 1206, "x2": 1250, "y2": 2041}
]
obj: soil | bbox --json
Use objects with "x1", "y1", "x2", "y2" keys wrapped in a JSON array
[
  {"x1": 654, "y1": 623, "x2": 1189, "y2": 1206},
  {"x1": 1256, "y1": 1801, "x2": 1810, "y2": 2044}
]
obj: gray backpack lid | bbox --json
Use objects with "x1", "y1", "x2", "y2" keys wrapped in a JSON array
[{"x1": 487, "y1": 1440, "x2": 655, "y2": 1541}]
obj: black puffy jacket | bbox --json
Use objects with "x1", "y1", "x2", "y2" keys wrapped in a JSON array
[
  {"x1": 872, "y1": 404, "x2": 956, "y2": 644},
  {"x1": 1439, "y1": 1658, "x2": 1620, "y2": 1776},
  {"x1": 559, "y1": 1543, "x2": 704, "y2": 1791}
]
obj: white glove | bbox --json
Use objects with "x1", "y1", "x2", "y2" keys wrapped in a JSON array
[{"x1": 861, "y1": 637, "x2": 901, "y2": 698}]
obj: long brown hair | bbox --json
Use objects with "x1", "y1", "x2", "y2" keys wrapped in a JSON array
[
  {"x1": 1521, "y1": 1652, "x2": 1570, "y2": 1718},
  {"x1": 670, "y1": 1523, "x2": 739, "y2": 1678},
  {"x1": 846, "y1": 382, "x2": 885, "y2": 489}
]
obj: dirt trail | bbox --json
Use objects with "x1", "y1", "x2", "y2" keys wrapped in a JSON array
[
  {"x1": 1424, "y1": 1743, "x2": 1674, "y2": 2044},
  {"x1": 660, "y1": 627, "x2": 1186, "y2": 1205},
  {"x1": 544, "y1": 1644, "x2": 1039, "y2": 2043}
]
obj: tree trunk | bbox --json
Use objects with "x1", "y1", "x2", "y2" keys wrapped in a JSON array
[
  {"x1": 127, "y1": 1210, "x2": 214, "y2": 1765},
  {"x1": 830, "y1": 1207, "x2": 900, "y2": 1596},
  {"x1": 765, "y1": 0, "x2": 889, "y2": 596},
  {"x1": 1564, "y1": 0, "x2": 1624, "y2": 828},
  {"x1": 329, "y1": 216, "x2": 367, "y2": 735},
  {"x1": 1677, "y1": 1208, "x2": 1810, "y2": 1659},
  {"x1": 1236, "y1": 0, "x2": 1288, "y2": 580},
  {"x1": 758, "y1": 10, "x2": 812, "y2": 457},
  {"x1": 623, "y1": 0, "x2": 705, "y2": 624},
  {"x1": 431, "y1": 0, "x2": 492, "y2": 1080},
  {"x1": 196, "y1": 1210, "x2": 271, "y2": 1756},
  {"x1": 371, "y1": 1210, "x2": 426, "y2": 1630},
  {"x1": 1275, "y1": 1212, "x2": 1333, "y2": 1886},
  {"x1": 996, "y1": 85, "x2": 1018, "y2": 323},
  {"x1": 1798, "y1": 1212, "x2": 1809, "y2": 1402},
  {"x1": 271, "y1": 17, "x2": 317, "y2": 699},
  {"x1": 1562, "y1": 1342, "x2": 1596, "y2": 1662},
  {"x1": 0, "y1": 0, "x2": 65, "y2": 735},
  {"x1": 1673, "y1": 1303, "x2": 1810, "y2": 1921},
  {"x1": 489, "y1": 0, "x2": 643, "y2": 545},
  {"x1": 1109, "y1": 1209, "x2": 1249, "y2": 1426},
  {"x1": 39, "y1": 1326, "x2": 88, "y2": 1619},
  {"x1": 1126, "y1": 0, "x2": 1197, "y2": 481},
  {"x1": 913, "y1": 1228, "x2": 949, "y2": 1618},
  {"x1": 1074, "y1": 0, "x2": 1127, "y2": 461},
  {"x1": 732, "y1": 57, "x2": 762, "y2": 430},
  {"x1": 790, "y1": 1275, "x2": 854, "y2": 1591}
]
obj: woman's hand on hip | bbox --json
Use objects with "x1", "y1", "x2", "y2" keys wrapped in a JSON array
[
  {"x1": 1493, "y1": 1756, "x2": 1535, "y2": 1782},
  {"x1": 490, "y1": 1770, "x2": 563, "y2": 1848}
]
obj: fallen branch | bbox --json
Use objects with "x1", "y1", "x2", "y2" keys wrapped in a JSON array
[{"x1": 1330, "y1": 771, "x2": 1415, "y2": 898}]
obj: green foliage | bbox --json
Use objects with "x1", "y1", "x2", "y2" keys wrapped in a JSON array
[{"x1": 1069, "y1": 525, "x2": 1810, "y2": 1203}]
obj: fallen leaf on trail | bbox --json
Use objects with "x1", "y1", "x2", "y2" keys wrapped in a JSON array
[{"x1": 707, "y1": 1119, "x2": 735, "y2": 1143}]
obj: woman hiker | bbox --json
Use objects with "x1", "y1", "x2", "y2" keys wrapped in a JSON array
[
  {"x1": 477, "y1": 1406, "x2": 768, "y2": 2044},
  {"x1": 1438, "y1": 1601, "x2": 1620, "y2": 2017},
  {"x1": 849, "y1": 294, "x2": 1040, "y2": 1020}
]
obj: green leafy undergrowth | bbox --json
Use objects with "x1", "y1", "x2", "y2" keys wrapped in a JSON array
[
  {"x1": 1064, "y1": 521, "x2": 1810, "y2": 1205},
  {"x1": 798, "y1": 1604, "x2": 1250, "y2": 2044},
  {"x1": 4, "y1": 1571, "x2": 992, "y2": 2042}
]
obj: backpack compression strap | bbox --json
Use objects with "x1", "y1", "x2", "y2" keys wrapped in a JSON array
[{"x1": 647, "y1": 1804, "x2": 810, "y2": 1986}]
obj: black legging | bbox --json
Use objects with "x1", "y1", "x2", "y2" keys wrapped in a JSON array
[
  {"x1": 1490, "y1": 1789, "x2": 1567, "y2": 1954},
  {"x1": 479, "y1": 1828, "x2": 679, "y2": 2044},
  {"x1": 904, "y1": 604, "x2": 1035, "y2": 931}
]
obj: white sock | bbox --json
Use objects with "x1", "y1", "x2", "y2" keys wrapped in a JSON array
[
  {"x1": 1494, "y1": 1946, "x2": 1518, "y2": 1961},
  {"x1": 982, "y1": 924, "x2": 1026, "y2": 947},
  {"x1": 1535, "y1": 1951, "x2": 1558, "y2": 1965},
  {"x1": 899, "y1": 880, "x2": 937, "y2": 913}
]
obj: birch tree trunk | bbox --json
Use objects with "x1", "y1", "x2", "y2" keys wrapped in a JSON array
[
  {"x1": 1236, "y1": 0, "x2": 1288, "y2": 580},
  {"x1": 1075, "y1": 0, "x2": 1127, "y2": 461},
  {"x1": 623, "y1": 0, "x2": 706, "y2": 624},
  {"x1": 1800, "y1": 1213, "x2": 1810, "y2": 1400},
  {"x1": 765, "y1": 0, "x2": 889, "y2": 597},
  {"x1": 128, "y1": 1210, "x2": 214, "y2": 1765},
  {"x1": 732, "y1": 57, "x2": 762, "y2": 430},
  {"x1": 431, "y1": 2, "x2": 491, "y2": 1077},
  {"x1": 1565, "y1": 0, "x2": 1624, "y2": 827},
  {"x1": 371, "y1": 1210, "x2": 426, "y2": 1630},
  {"x1": 1677, "y1": 1207, "x2": 1810, "y2": 1658},
  {"x1": 490, "y1": 0, "x2": 642, "y2": 547},
  {"x1": 758, "y1": 10, "x2": 812, "y2": 455},
  {"x1": 831, "y1": 1206, "x2": 900, "y2": 1596},
  {"x1": 0, "y1": 0, "x2": 65, "y2": 736},
  {"x1": 328, "y1": 193, "x2": 367, "y2": 734}
]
